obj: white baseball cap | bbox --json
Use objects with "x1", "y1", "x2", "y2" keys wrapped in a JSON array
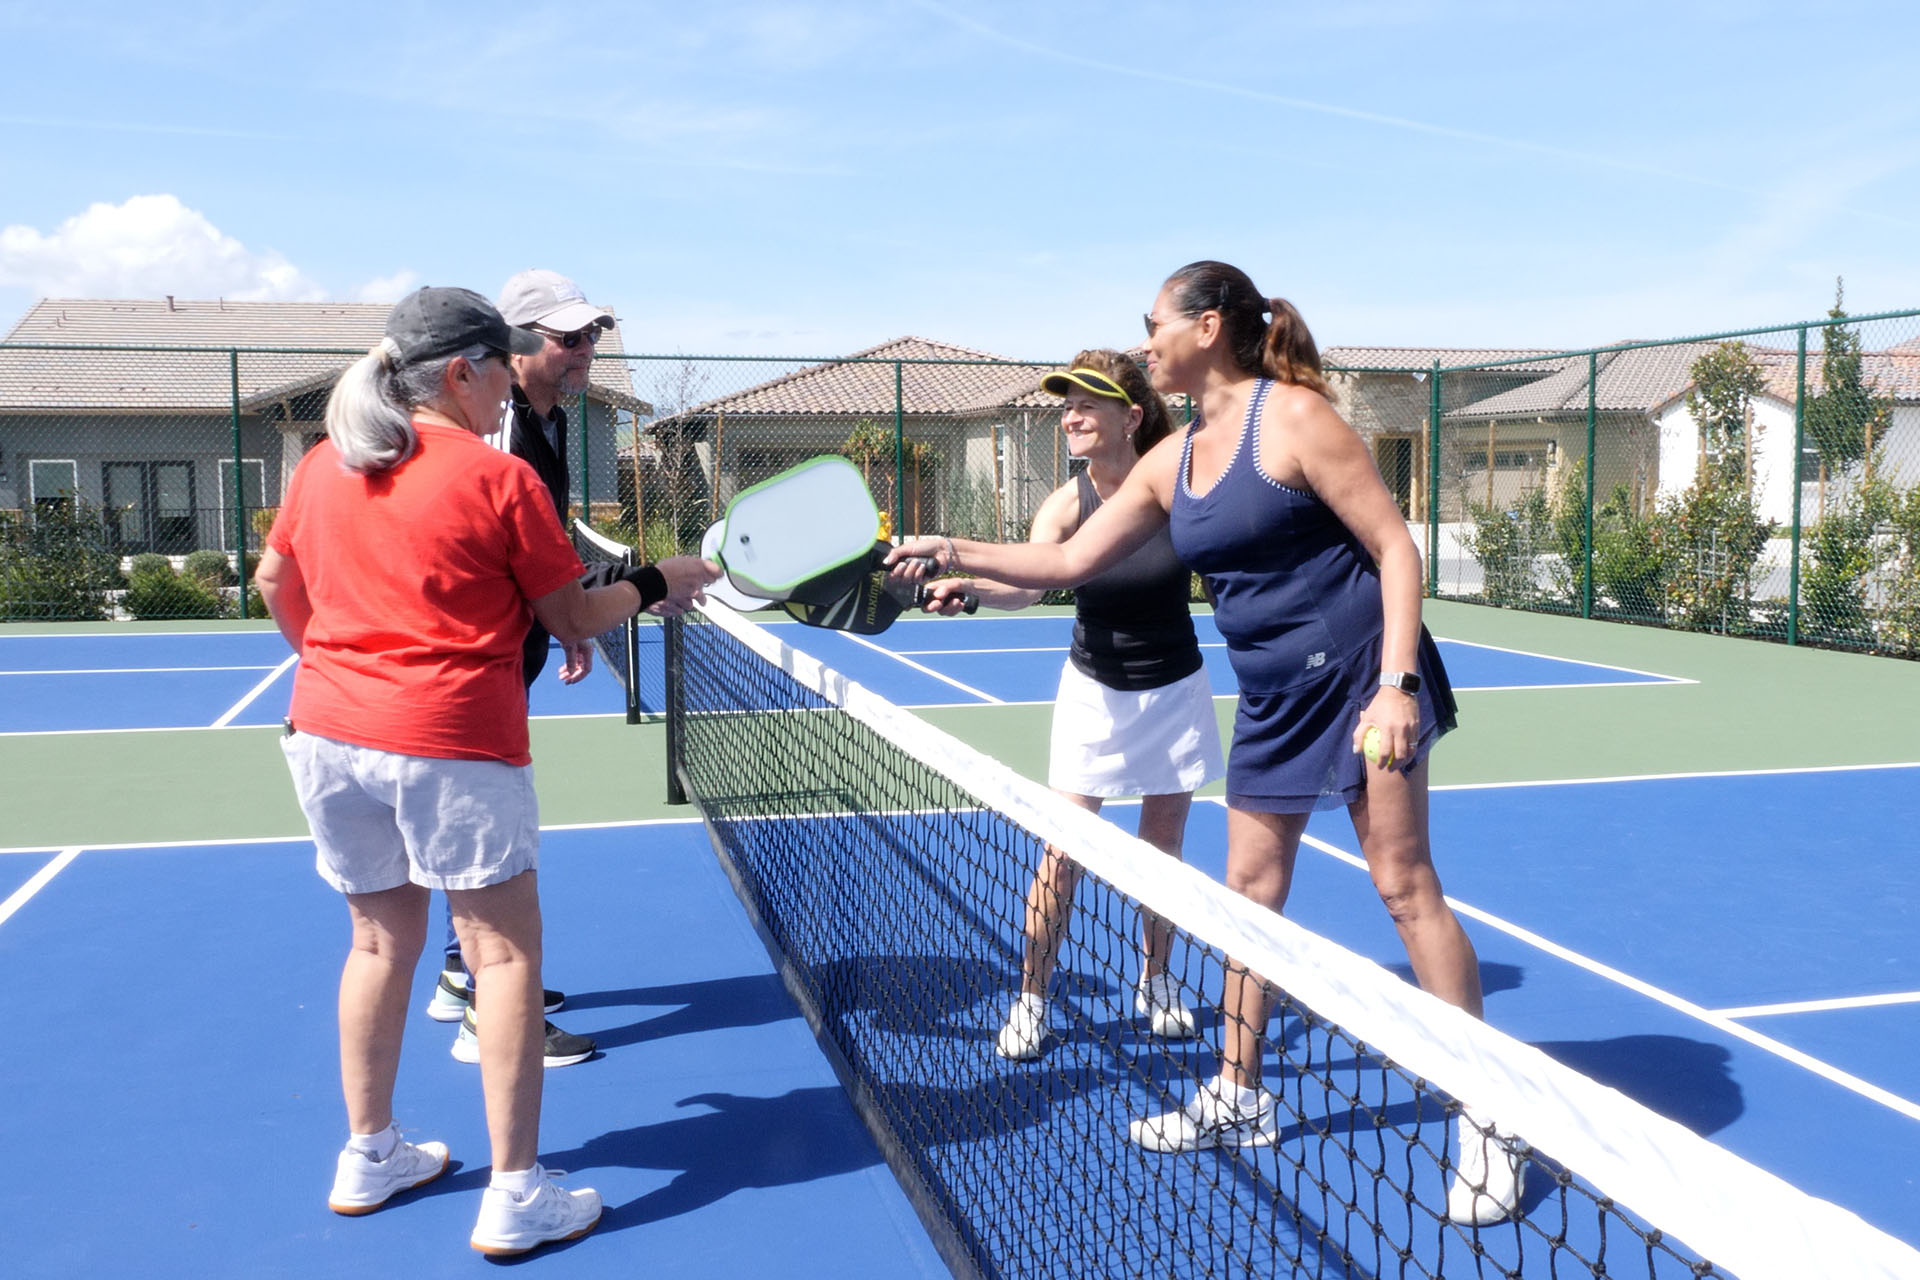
[{"x1": 496, "y1": 269, "x2": 614, "y2": 334}]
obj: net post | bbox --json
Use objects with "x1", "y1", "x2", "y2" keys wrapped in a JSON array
[
  {"x1": 663, "y1": 613, "x2": 687, "y2": 804},
  {"x1": 1427, "y1": 358, "x2": 1442, "y2": 595},
  {"x1": 622, "y1": 544, "x2": 641, "y2": 724},
  {"x1": 230, "y1": 348, "x2": 250, "y2": 618}
]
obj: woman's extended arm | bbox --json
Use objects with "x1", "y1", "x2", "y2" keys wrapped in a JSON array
[{"x1": 893, "y1": 434, "x2": 1179, "y2": 589}]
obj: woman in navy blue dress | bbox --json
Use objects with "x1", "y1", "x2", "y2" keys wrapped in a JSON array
[{"x1": 895, "y1": 261, "x2": 1519, "y2": 1224}]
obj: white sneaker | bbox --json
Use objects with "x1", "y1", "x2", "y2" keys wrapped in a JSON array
[
  {"x1": 327, "y1": 1134, "x2": 450, "y2": 1215},
  {"x1": 995, "y1": 992, "x2": 1053, "y2": 1061},
  {"x1": 1130, "y1": 1079, "x2": 1278, "y2": 1153},
  {"x1": 1135, "y1": 971, "x2": 1198, "y2": 1039},
  {"x1": 470, "y1": 1166, "x2": 603, "y2": 1256},
  {"x1": 1445, "y1": 1111, "x2": 1525, "y2": 1226}
]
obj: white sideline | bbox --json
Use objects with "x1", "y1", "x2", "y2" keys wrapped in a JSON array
[{"x1": 0, "y1": 848, "x2": 81, "y2": 930}]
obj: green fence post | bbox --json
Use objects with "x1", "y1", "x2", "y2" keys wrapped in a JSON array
[
  {"x1": 1584, "y1": 352, "x2": 1597, "y2": 618},
  {"x1": 230, "y1": 349, "x2": 249, "y2": 619},
  {"x1": 893, "y1": 361, "x2": 906, "y2": 529},
  {"x1": 1788, "y1": 326, "x2": 1807, "y2": 646},
  {"x1": 576, "y1": 389, "x2": 590, "y2": 525},
  {"x1": 1427, "y1": 359, "x2": 1441, "y2": 595}
]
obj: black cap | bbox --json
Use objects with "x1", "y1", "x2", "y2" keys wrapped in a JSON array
[{"x1": 385, "y1": 287, "x2": 544, "y2": 364}]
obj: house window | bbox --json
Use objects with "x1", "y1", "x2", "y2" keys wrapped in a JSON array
[
  {"x1": 1460, "y1": 445, "x2": 1552, "y2": 472},
  {"x1": 219, "y1": 459, "x2": 265, "y2": 552},
  {"x1": 104, "y1": 460, "x2": 197, "y2": 554},
  {"x1": 28, "y1": 459, "x2": 78, "y2": 514}
]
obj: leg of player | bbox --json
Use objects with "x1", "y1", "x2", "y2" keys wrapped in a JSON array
[
  {"x1": 1131, "y1": 808, "x2": 1303, "y2": 1152},
  {"x1": 1132, "y1": 790, "x2": 1199, "y2": 1039},
  {"x1": 1348, "y1": 760, "x2": 1523, "y2": 1222},
  {"x1": 996, "y1": 840, "x2": 1085, "y2": 1061},
  {"x1": 450, "y1": 871, "x2": 602, "y2": 1255},
  {"x1": 329, "y1": 882, "x2": 450, "y2": 1215}
]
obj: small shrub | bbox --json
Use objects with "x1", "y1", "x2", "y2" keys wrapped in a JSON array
[
  {"x1": 1463, "y1": 486, "x2": 1553, "y2": 607},
  {"x1": 123, "y1": 559, "x2": 229, "y2": 619},
  {"x1": 0, "y1": 501, "x2": 121, "y2": 620},
  {"x1": 182, "y1": 548, "x2": 234, "y2": 587}
]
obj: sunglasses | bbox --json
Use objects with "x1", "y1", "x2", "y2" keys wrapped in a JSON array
[
  {"x1": 1142, "y1": 312, "x2": 1180, "y2": 338},
  {"x1": 534, "y1": 326, "x2": 602, "y2": 349}
]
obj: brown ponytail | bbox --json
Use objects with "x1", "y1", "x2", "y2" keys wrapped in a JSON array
[
  {"x1": 1261, "y1": 297, "x2": 1327, "y2": 397},
  {"x1": 1162, "y1": 261, "x2": 1330, "y2": 399}
]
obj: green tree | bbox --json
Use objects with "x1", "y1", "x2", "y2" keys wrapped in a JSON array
[
  {"x1": 1805, "y1": 278, "x2": 1892, "y2": 487},
  {"x1": 1684, "y1": 341, "x2": 1766, "y2": 486}
]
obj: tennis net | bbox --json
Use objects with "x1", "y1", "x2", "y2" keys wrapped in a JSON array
[
  {"x1": 662, "y1": 600, "x2": 1920, "y2": 1280},
  {"x1": 570, "y1": 520, "x2": 652, "y2": 722}
]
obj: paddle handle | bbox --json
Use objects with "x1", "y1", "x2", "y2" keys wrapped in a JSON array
[{"x1": 899, "y1": 556, "x2": 979, "y2": 615}]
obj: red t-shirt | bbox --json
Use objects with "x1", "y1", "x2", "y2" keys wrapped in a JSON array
[{"x1": 268, "y1": 419, "x2": 584, "y2": 764}]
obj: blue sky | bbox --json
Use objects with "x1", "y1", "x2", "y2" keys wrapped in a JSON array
[{"x1": 2, "y1": 0, "x2": 1917, "y2": 360}]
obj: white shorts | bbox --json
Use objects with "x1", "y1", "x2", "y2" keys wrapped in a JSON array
[
  {"x1": 280, "y1": 731, "x2": 540, "y2": 895},
  {"x1": 1047, "y1": 662, "x2": 1225, "y2": 798}
]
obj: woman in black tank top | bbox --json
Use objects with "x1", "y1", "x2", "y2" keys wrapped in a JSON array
[{"x1": 920, "y1": 349, "x2": 1224, "y2": 1062}]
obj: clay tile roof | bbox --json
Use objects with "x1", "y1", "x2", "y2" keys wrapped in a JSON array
[
  {"x1": 647, "y1": 336, "x2": 1055, "y2": 425},
  {"x1": 0, "y1": 297, "x2": 645, "y2": 411}
]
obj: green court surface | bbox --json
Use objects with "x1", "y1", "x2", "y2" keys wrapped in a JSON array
[{"x1": 5, "y1": 601, "x2": 1917, "y2": 851}]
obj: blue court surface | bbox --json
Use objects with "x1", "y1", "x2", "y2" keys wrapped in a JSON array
[
  {"x1": 0, "y1": 826, "x2": 947, "y2": 1279},
  {"x1": 3, "y1": 616, "x2": 1917, "y2": 1276}
]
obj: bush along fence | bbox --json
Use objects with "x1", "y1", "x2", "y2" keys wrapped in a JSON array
[
  {"x1": 4, "y1": 299, "x2": 1919, "y2": 658},
  {"x1": 1419, "y1": 295, "x2": 1920, "y2": 654}
]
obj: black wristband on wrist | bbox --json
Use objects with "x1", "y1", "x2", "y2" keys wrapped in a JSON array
[{"x1": 618, "y1": 564, "x2": 668, "y2": 608}]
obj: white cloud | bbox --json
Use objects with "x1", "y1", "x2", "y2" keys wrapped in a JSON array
[
  {"x1": 354, "y1": 270, "x2": 419, "y2": 303},
  {"x1": 0, "y1": 194, "x2": 324, "y2": 301}
]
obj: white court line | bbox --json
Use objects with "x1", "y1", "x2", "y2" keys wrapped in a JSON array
[
  {"x1": 210, "y1": 654, "x2": 298, "y2": 728},
  {"x1": 1273, "y1": 815, "x2": 1920, "y2": 1124},
  {"x1": 0, "y1": 628, "x2": 282, "y2": 640},
  {"x1": 1716, "y1": 991, "x2": 1920, "y2": 1019},
  {"x1": 0, "y1": 815, "x2": 702, "y2": 859},
  {"x1": 1430, "y1": 635, "x2": 1694, "y2": 684},
  {"x1": 1433, "y1": 759, "x2": 1920, "y2": 792},
  {"x1": 0, "y1": 847, "x2": 82, "y2": 929},
  {"x1": 838, "y1": 632, "x2": 1004, "y2": 704},
  {"x1": 0, "y1": 665, "x2": 282, "y2": 676}
]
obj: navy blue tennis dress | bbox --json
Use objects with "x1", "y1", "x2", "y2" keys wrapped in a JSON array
[{"x1": 1168, "y1": 378, "x2": 1457, "y2": 812}]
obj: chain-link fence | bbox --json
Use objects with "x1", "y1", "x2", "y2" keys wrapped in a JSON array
[
  {"x1": 0, "y1": 338, "x2": 1073, "y2": 621},
  {"x1": 5, "y1": 307, "x2": 1920, "y2": 658},
  {"x1": 1420, "y1": 306, "x2": 1920, "y2": 655}
]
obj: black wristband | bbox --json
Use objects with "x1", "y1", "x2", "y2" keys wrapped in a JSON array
[{"x1": 618, "y1": 564, "x2": 668, "y2": 608}]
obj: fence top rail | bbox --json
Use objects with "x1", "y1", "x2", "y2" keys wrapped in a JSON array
[
  {"x1": 1431, "y1": 306, "x2": 1920, "y2": 375},
  {"x1": 0, "y1": 341, "x2": 1070, "y2": 367}
]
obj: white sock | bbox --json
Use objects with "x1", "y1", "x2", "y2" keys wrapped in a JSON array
[
  {"x1": 490, "y1": 1164, "x2": 544, "y2": 1198},
  {"x1": 346, "y1": 1124, "x2": 399, "y2": 1162},
  {"x1": 1216, "y1": 1077, "x2": 1261, "y2": 1109}
]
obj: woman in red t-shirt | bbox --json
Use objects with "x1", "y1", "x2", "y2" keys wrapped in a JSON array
[{"x1": 258, "y1": 287, "x2": 714, "y2": 1256}]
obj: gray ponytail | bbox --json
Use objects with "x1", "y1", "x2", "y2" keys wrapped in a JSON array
[{"x1": 324, "y1": 339, "x2": 494, "y2": 473}]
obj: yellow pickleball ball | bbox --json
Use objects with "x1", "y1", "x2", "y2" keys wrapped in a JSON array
[{"x1": 1362, "y1": 724, "x2": 1394, "y2": 769}]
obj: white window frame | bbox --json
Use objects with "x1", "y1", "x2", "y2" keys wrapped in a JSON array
[
  {"x1": 218, "y1": 458, "x2": 266, "y2": 552},
  {"x1": 28, "y1": 459, "x2": 78, "y2": 507}
]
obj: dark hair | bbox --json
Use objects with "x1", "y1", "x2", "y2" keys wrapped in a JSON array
[
  {"x1": 1162, "y1": 260, "x2": 1328, "y2": 398},
  {"x1": 1065, "y1": 348, "x2": 1173, "y2": 455}
]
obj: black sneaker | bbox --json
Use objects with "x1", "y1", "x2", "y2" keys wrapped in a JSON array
[
  {"x1": 426, "y1": 968, "x2": 565, "y2": 1022},
  {"x1": 451, "y1": 1007, "x2": 596, "y2": 1068}
]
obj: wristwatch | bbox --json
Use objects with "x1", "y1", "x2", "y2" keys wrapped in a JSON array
[{"x1": 1380, "y1": 671, "x2": 1422, "y2": 694}]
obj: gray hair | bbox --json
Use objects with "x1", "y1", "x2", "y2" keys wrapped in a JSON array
[{"x1": 323, "y1": 338, "x2": 497, "y2": 473}]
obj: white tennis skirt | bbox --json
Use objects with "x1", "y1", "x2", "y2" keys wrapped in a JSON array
[{"x1": 1047, "y1": 661, "x2": 1226, "y2": 797}]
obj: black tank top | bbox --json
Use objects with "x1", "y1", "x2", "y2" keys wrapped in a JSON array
[{"x1": 1069, "y1": 469, "x2": 1205, "y2": 691}]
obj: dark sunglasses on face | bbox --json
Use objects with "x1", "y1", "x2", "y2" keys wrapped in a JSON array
[{"x1": 535, "y1": 326, "x2": 601, "y2": 349}]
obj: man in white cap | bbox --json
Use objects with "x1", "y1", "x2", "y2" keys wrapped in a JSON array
[{"x1": 425, "y1": 269, "x2": 617, "y2": 1069}]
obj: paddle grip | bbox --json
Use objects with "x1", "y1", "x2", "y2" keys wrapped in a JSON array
[{"x1": 899, "y1": 556, "x2": 979, "y2": 615}]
